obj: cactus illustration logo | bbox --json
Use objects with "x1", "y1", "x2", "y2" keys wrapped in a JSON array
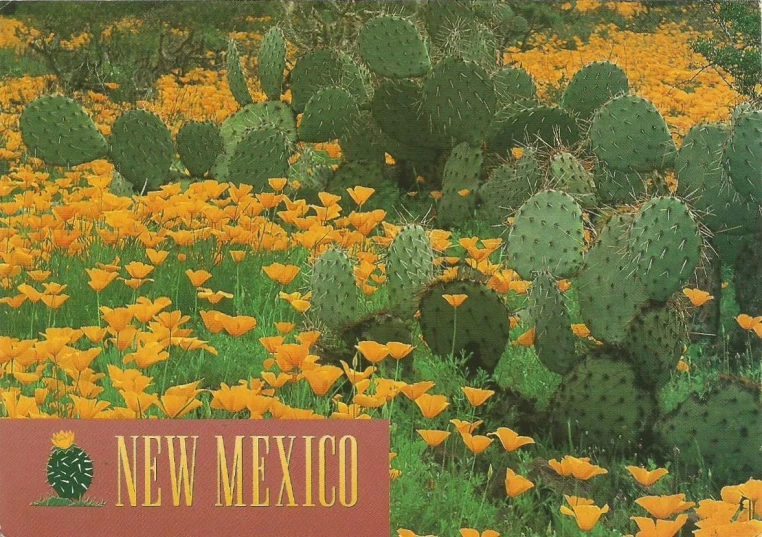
[{"x1": 32, "y1": 430, "x2": 104, "y2": 507}]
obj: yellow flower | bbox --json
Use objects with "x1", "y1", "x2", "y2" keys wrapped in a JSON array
[
  {"x1": 560, "y1": 499, "x2": 609, "y2": 531},
  {"x1": 461, "y1": 386, "x2": 495, "y2": 407},
  {"x1": 51, "y1": 430, "x2": 75, "y2": 449},
  {"x1": 683, "y1": 288, "x2": 714, "y2": 306},
  {"x1": 504, "y1": 468, "x2": 534, "y2": 498},
  {"x1": 625, "y1": 466, "x2": 670, "y2": 487},
  {"x1": 549, "y1": 456, "x2": 608, "y2": 480},
  {"x1": 442, "y1": 294, "x2": 468, "y2": 308}
]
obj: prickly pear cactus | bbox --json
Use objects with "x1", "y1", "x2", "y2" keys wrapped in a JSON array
[
  {"x1": 657, "y1": 379, "x2": 762, "y2": 482},
  {"x1": 226, "y1": 126, "x2": 291, "y2": 187},
  {"x1": 386, "y1": 225, "x2": 435, "y2": 318},
  {"x1": 594, "y1": 163, "x2": 649, "y2": 205},
  {"x1": 476, "y1": 154, "x2": 541, "y2": 224},
  {"x1": 590, "y1": 95, "x2": 676, "y2": 172},
  {"x1": 549, "y1": 152, "x2": 597, "y2": 208},
  {"x1": 340, "y1": 111, "x2": 386, "y2": 163},
  {"x1": 422, "y1": 57, "x2": 496, "y2": 145},
  {"x1": 551, "y1": 354, "x2": 657, "y2": 451},
  {"x1": 506, "y1": 190, "x2": 585, "y2": 279},
  {"x1": 47, "y1": 431, "x2": 94, "y2": 501},
  {"x1": 493, "y1": 66, "x2": 537, "y2": 107},
  {"x1": 227, "y1": 40, "x2": 253, "y2": 107},
  {"x1": 19, "y1": 95, "x2": 107, "y2": 166},
  {"x1": 418, "y1": 279, "x2": 511, "y2": 374},
  {"x1": 628, "y1": 197, "x2": 702, "y2": 302},
  {"x1": 576, "y1": 214, "x2": 648, "y2": 344},
  {"x1": 298, "y1": 86, "x2": 360, "y2": 143},
  {"x1": 371, "y1": 79, "x2": 448, "y2": 150},
  {"x1": 561, "y1": 61, "x2": 629, "y2": 119},
  {"x1": 358, "y1": 15, "x2": 430, "y2": 78},
  {"x1": 439, "y1": 142, "x2": 484, "y2": 228},
  {"x1": 109, "y1": 109, "x2": 174, "y2": 192},
  {"x1": 723, "y1": 109, "x2": 762, "y2": 203},
  {"x1": 258, "y1": 27, "x2": 287, "y2": 101},
  {"x1": 489, "y1": 105, "x2": 580, "y2": 155},
  {"x1": 310, "y1": 248, "x2": 360, "y2": 332},
  {"x1": 176, "y1": 121, "x2": 224, "y2": 177},
  {"x1": 529, "y1": 273, "x2": 578, "y2": 375},
  {"x1": 289, "y1": 50, "x2": 368, "y2": 113},
  {"x1": 625, "y1": 304, "x2": 686, "y2": 389}
]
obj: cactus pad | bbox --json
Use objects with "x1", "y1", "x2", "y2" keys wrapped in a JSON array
[
  {"x1": 109, "y1": 109, "x2": 174, "y2": 192},
  {"x1": 227, "y1": 40, "x2": 253, "y2": 107},
  {"x1": 311, "y1": 248, "x2": 360, "y2": 332},
  {"x1": 551, "y1": 354, "x2": 657, "y2": 451},
  {"x1": 20, "y1": 95, "x2": 107, "y2": 166},
  {"x1": 386, "y1": 225, "x2": 435, "y2": 318},
  {"x1": 418, "y1": 279, "x2": 511, "y2": 374},
  {"x1": 422, "y1": 57, "x2": 496, "y2": 145},
  {"x1": 629, "y1": 197, "x2": 702, "y2": 301},
  {"x1": 227, "y1": 126, "x2": 291, "y2": 187},
  {"x1": 549, "y1": 152, "x2": 597, "y2": 208},
  {"x1": 493, "y1": 66, "x2": 537, "y2": 107},
  {"x1": 258, "y1": 27, "x2": 287, "y2": 101},
  {"x1": 298, "y1": 86, "x2": 360, "y2": 143},
  {"x1": 590, "y1": 95, "x2": 676, "y2": 172},
  {"x1": 476, "y1": 157, "x2": 540, "y2": 224},
  {"x1": 507, "y1": 190, "x2": 585, "y2": 279},
  {"x1": 47, "y1": 443, "x2": 94, "y2": 500},
  {"x1": 489, "y1": 106, "x2": 580, "y2": 155},
  {"x1": 723, "y1": 109, "x2": 762, "y2": 202},
  {"x1": 289, "y1": 50, "x2": 368, "y2": 113},
  {"x1": 529, "y1": 273, "x2": 578, "y2": 375},
  {"x1": 576, "y1": 214, "x2": 648, "y2": 344},
  {"x1": 358, "y1": 15, "x2": 430, "y2": 78},
  {"x1": 625, "y1": 304, "x2": 685, "y2": 389},
  {"x1": 339, "y1": 111, "x2": 386, "y2": 163},
  {"x1": 439, "y1": 142, "x2": 484, "y2": 228},
  {"x1": 594, "y1": 163, "x2": 649, "y2": 205},
  {"x1": 176, "y1": 121, "x2": 223, "y2": 177},
  {"x1": 561, "y1": 61, "x2": 629, "y2": 119},
  {"x1": 657, "y1": 379, "x2": 762, "y2": 482}
]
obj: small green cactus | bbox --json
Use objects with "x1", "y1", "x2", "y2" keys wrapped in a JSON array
[
  {"x1": 47, "y1": 431, "x2": 94, "y2": 501},
  {"x1": 310, "y1": 248, "x2": 361, "y2": 332},
  {"x1": 386, "y1": 225, "x2": 435, "y2": 318},
  {"x1": 227, "y1": 40, "x2": 253, "y2": 107}
]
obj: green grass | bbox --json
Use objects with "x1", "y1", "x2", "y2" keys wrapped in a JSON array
[{"x1": 31, "y1": 496, "x2": 106, "y2": 507}]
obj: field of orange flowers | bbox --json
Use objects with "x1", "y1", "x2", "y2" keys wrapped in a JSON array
[{"x1": 0, "y1": 2, "x2": 760, "y2": 536}]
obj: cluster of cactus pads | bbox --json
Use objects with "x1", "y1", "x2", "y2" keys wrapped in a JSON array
[{"x1": 14, "y1": 0, "x2": 761, "y2": 483}]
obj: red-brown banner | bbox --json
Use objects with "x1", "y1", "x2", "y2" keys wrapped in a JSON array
[{"x1": 0, "y1": 420, "x2": 390, "y2": 537}]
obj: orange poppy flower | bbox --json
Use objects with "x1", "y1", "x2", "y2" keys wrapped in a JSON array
[
  {"x1": 199, "y1": 310, "x2": 225, "y2": 334},
  {"x1": 415, "y1": 393, "x2": 449, "y2": 419},
  {"x1": 185, "y1": 269, "x2": 212, "y2": 287},
  {"x1": 571, "y1": 323, "x2": 591, "y2": 338},
  {"x1": 86, "y1": 268, "x2": 119, "y2": 292},
  {"x1": 461, "y1": 386, "x2": 495, "y2": 407},
  {"x1": 387, "y1": 342, "x2": 415, "y2": 360},
  {"x1": 318, "y1": 192, "x2": 342, "y2": 207},
  {"x1": 210, "y1": 383, "x2": 249, "y2": 413},
  {"x1": 124, "y1": 341, "x2": 170, "y2": 368},
  {"x1": 275, "y1": 343, "x2": 310, "y2": 372},
  {"x1": 458, "y1": 189, "x2": 470, "y2": 197},
  {"x1": 346, "y1": 186, "x2": 375, "y2": 206},
  {"x1": 459, "y1": 529, "x2": 499, "y2": 537},
  {"x1": 635, "y1": 494, "x2": 696, "y2": 519},
  {"x1": 490, "y1": 427, "x2": 535, "y2": 452},
  {"x1": 268, "y1": 177, "x2": 288, "y2": 191},
  {"x1": 353, "y1": 393, "x2": 386, "y2": 409},
  {"x1": 625, "y1": 466, "x2": 670, "y2": 487},
  {"x1": 69, "y1": 395, "x2": 111, "y2": 419},
  {"x1": 549, "y1": 456, "x2": 608, "y2": 480},
  {"x1": 460, "y1": 432, "x2": 493, "y2": 454},
  {"x1": 736, "y1": 314, "x2": 762, "y2": 331},
  {"x1": 40, "y1": 294, "x2": 69, "y2": 309},
  {"x1": 218, "y1": 314, "x2": 257, "y2": 337},
  {"x1": 450, "y1": 419, "x2": 483, "y2": 435},
  {"x1": 560, "y1": 502, "x2": 609, "y2": 531},
  {"x1": 505, "y1": 468, "x2": 534, "y2": 498},
  {"x1": 683, "y1": 288, "x2": 714, "y2": 307},
  {"x1": 355, "y1": 341, "x2": 390, "y2": 364},
  {"x1": 442, "y1": 294, "x2": 468, "y2": 308},
  {"x1": 302, "y1": 365, "x2": 344, "y2": 396},
  {"x1": 261, "y1": 371, "x2": 292, "y2": 389},
  {"x1": 417, "y1": 429, "x2": 451, "y2": 448},
  {"x1": 146, "y1": 249, "x2": 169, "y2": 266},
  {"x1": 274, "y1": 322, "x2": 296, "y2": 334},
  {"x1": 400, "y1": 381, "x2": 435, "y2": 401},
  {"x1": 512, "y1": 328, "x2": 536, "y2": 347},
  {"x1": 262, "y1": 263, "x2": 301, "y2": 285},
  {"x1": 630, "y1": 514, "x2": 688, "y2": 537},
  {"x1": 259, "y1": 336, "x2": 284, "y2": 354},
  {"x1": 295, "y1": 330, "x2": 321, "y2": 348},
  {"x1": 125, "y1": 261, "x2": 154, "y2": 279},
  {"x1": 340, "y1": 361, "x2": 376, "y2": 385}
]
